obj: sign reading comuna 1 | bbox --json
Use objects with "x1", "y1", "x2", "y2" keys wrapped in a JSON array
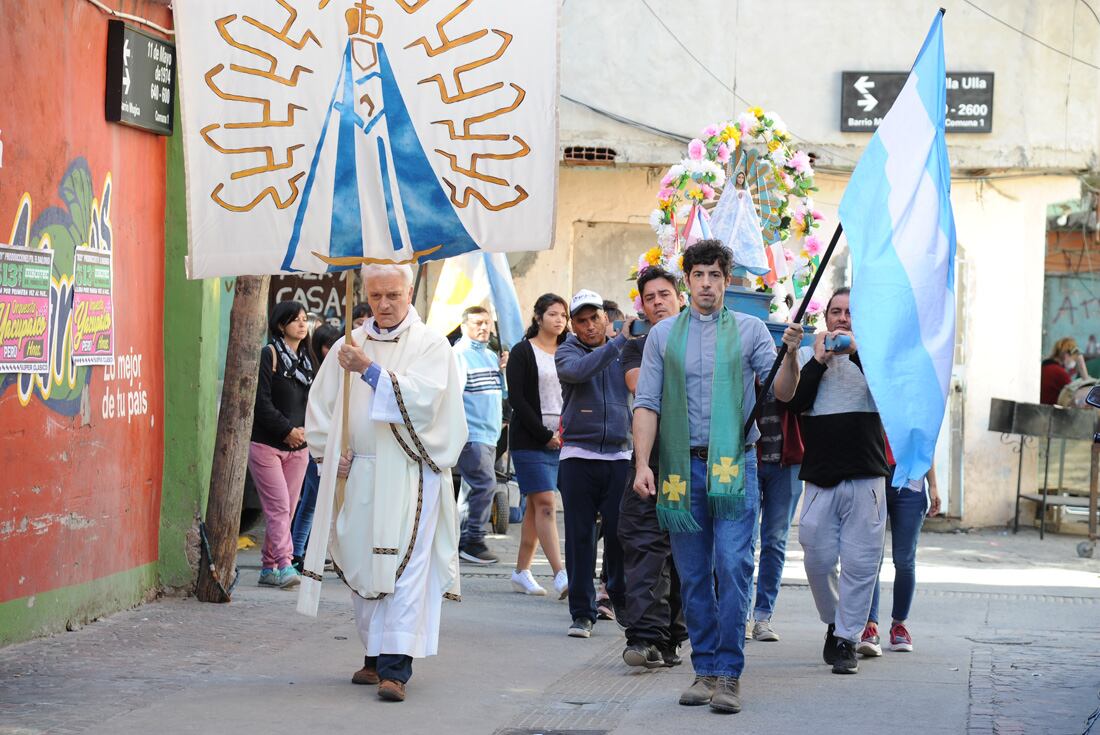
[
  {"x1": 841, "y1": 71, "x2": 993, "y2": 133},
  {"x1": 174, "y1": 1, "x2": 560, "y2": 279}
]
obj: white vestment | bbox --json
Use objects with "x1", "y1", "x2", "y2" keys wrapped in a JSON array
[{"x1": 300, "y1": 307, "x2": 467, "y2": 659}]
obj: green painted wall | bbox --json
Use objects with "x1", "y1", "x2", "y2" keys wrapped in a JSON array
[
  {"x1": 0, "y1": 564, "x2": 157, "y2": 647},
  {"x1": 158, "y1": 90, "x2": 224, "y2": 591}
]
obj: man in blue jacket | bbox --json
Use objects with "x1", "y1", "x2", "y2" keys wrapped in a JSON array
[{"x1": 556, "y1": 289, "x2": 635, "y2": 638}]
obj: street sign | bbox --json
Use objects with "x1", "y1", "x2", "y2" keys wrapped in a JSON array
[
  {"x1": 105, "y1": 20, "x2": 175, "y2": 136},
  {"x1": 840, "y1": 71, "x2": 994, "y2": 133}
]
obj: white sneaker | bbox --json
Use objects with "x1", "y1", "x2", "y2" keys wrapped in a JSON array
[
  {"x1": 553, "y1": 570, "x2": 569, "y2": 600},
  {"x1": 511, "y1": 569, "x2": 547, "y2": 596}
]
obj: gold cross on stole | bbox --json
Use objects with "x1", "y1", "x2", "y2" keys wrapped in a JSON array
[
  {"x1": 662, "y1": 474, "x2": 687, "y2": 502},
  {"x1": 712, "y1": 457, "x2": 740, "y2": 484}
]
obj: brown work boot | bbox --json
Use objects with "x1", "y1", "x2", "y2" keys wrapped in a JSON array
[
  {"x1": 351, "y1": 657, "x2": 379, "y2": 685},
  {"x1": 378, "y1": 679, "x2": 406, "y2": 702},
  {"x1": 709, "y1": 676, "x2": 742, "y2": 714},
  {"x1": 678, "y1": 675, "x2": 718, "y2": 706}
]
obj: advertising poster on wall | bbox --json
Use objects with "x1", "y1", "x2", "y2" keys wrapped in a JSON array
[
  {"x1": 0, "y1": 244, "x2": 54, "y2": 374},
  {"x1": 71, "y1": 247, "x2": 114, "y2": 366}
]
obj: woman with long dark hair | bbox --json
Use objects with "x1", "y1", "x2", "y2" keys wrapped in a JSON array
[
  {"x1": 506, "y1": 294, "x2": 569, "y2": 597},
  {"x1": 250, "y1": 300, "x2": 314, "y2": 588}
]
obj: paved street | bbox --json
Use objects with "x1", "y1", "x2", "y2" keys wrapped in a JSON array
[{"x1": 2, "y1": 520, "x2": 1099, "y2": 735}]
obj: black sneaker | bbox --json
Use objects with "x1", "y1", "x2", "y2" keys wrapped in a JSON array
[
  {"x1": 822, "y1": 623, "x2": 840, "y2": 665},
  {"x1": 622, "y1": 642, "x2": 664, "y2": 669},
  {"x1": 660, "y1": 643, "x2": 683, "y2": 667},
  {"x1": 832, "y1": 639, "x2": 859, "y2": 674},
  {"x1": 568, "y1": 618, "x2": 594, "y2": 638},
  {"x1": 459, "y1": 542, "x2": 499, "y2": 565}
]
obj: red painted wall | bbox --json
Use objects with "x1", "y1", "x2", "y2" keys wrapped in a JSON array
[{"x1": 0, "y1": 1, "x2": 171, "y2": 603}]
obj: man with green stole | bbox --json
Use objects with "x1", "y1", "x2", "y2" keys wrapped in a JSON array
[{"x1": 632, "y1": 240, "x2": 803, "y2": 714}]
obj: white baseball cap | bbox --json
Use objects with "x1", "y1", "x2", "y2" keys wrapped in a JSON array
[{"x1": 569, "y1": 289, "x2": 604, "y2": 316}]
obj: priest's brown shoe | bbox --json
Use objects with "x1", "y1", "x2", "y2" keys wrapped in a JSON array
[
  {"x1": 352, "y1": 657, "x2": 379, "y2": 685},
  {"x1": 378, "y1": 679, "x2": 406, "y2": 702}
]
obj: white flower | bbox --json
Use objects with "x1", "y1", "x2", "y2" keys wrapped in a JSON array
[
  {"x1": 649, "y1": 208, "x2": 664, "y2": 232},
  {"x1": 769, "y1": 148, "x2": 789, "y2": 167},
  {"x1": 676, "y1": 203, "x2": 692, "y2": 219},
  {"x1": 766, "y1": 111, "x2": 787, "y2": 135},
  {"x1": 668, "y1": 163, "x2": 685, "y2": 180}
]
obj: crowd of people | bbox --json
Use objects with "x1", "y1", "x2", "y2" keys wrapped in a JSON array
[{"x1": 246, "y1": 240, "x2": 940, "y2": 712}]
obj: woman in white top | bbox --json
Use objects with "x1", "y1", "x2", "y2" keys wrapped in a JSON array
[{"x1": 505, "y1": 294, "x2": 570, "y2": 598}]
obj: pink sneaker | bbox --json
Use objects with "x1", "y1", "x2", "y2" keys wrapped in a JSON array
[
  {"x1": 856, "y1": 623, "x2": 882, "y2": 657},
  {"x1": 890, "y1": 622, "x2": 914, "y2": 652}
]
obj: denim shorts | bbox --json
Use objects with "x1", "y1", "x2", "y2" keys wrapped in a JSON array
[{"x1": 511, "y1": 448, "x2": 560, "y2": 494}]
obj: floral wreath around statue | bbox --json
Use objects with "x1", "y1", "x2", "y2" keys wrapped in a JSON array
[{"x1": 628, "y1": 107, "x2": 828, "y2": 323}]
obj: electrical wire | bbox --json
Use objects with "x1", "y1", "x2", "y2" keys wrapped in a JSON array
[
  {"x1": 561, "y1": 94, "x2": 691, "y2": 143},
  {"x1": 636, "y1": 0, "x2": 862, "y2": 165},
  {"x1": 961, "y1": 0, "x2": 1099, "y2": 71},
  {"x1": 83, "y1": 0, "x2": 174, "y2": 36}
]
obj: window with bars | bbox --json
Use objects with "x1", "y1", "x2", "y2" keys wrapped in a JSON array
[{"x1": 563, "y1": 146, "x2": 617, "y2": 164}]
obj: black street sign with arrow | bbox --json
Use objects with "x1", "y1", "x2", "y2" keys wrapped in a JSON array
[
  {"x1": 105, "y1": 20, "x2": 175, "y2": 136},
  {"x1": 840, "y1": 71, "x2": 994, "y2": 134}
]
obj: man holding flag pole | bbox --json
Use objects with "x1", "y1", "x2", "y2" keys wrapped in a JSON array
[{"x1": 790, "y1": 9, "x2": 957, "y2": 675}]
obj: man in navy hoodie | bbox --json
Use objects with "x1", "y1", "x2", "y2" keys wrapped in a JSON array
[{"x1": 556, "y1": 289, "x2": 634, "y2": 639}]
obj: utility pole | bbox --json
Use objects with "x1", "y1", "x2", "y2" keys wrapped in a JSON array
[{"x1": 196, "y1": 275, "x2": 269, "y2": 603}]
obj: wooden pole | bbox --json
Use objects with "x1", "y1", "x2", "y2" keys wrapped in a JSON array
[
  {"x1": 196, "y1": 274, "x2": 270, "y2": 603},
  {"x1": 332, "y1": 270, "x2": 355, "y2": 514},
  {"x1": 743, "y1": 222, "x2": 844, "y2": 437}
]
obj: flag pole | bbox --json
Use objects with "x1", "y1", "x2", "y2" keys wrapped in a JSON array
[{"x1": 743, "y1": 222, "x2": 845, "y2": 437}]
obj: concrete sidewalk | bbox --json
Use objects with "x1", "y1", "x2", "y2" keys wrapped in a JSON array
[{"x1": 1, "y1": 523, "x2": 1098, "y2": 735}]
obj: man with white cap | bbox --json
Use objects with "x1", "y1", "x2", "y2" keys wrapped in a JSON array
[{"x1": 555, "y1": 290, "x2": 635, "y2": 638}]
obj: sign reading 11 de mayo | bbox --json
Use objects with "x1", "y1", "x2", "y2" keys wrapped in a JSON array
[
  {"x1": 72, "y1": 248, "x2": 115, "y2": 366},
  {"x1": 0, "y1": 244, "x2": 54, "y2": 374},
  {"x1": 841, "y1": 72, "x2": 994, "y2": 133},
  {"x1": 105, "y1": 19, "x2": 175, "y2": 135}
]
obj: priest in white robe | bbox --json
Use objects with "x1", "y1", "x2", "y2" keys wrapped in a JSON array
[{"x1": 301, "y1": 263, "x2": 467, "y2": 703}]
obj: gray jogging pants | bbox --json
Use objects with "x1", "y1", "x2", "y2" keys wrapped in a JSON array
[{"x1": 799, "y1": 478, "x2": 888, "y2": 643}]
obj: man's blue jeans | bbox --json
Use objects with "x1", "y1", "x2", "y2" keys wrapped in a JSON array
[
  {"x1": 457, "y1": 441, "x2": 497, "y2": 546},
  {"x1": 745, "y1": 461, "x2": 803, "y2": 622},
  {"x1": 869, "y1": 485, "x2": 928, "y2": 624},
  {"x1": 291, "y1": 458, "x2": 319, "y2": 558},
  {"x1": 669, "y1": 453, "x2": 759, "y2": 678}
]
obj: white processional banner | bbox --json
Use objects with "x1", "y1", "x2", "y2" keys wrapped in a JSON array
[{"x1": 175, "y1": 1, "x2": 559, "y2": 279}]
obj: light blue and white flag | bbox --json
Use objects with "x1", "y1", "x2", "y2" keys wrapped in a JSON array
[
  {"x1": 838, "y1": 10, "x2": 956, "y2": 486},
  {"x1": 426, "y1": 251, "x2": 525, "y2": 350}
]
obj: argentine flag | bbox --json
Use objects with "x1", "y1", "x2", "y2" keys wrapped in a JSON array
[
  {"x1": 838, "y1": 10, "x2": 957, "y2": 486},
  {"x1": 426, "y1": 251, "x2": 526, "y2": 350}
]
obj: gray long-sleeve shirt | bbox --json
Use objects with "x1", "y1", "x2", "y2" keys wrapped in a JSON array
[{"x1": 634, "y1": 307, "x2": 777, "y2": 446}]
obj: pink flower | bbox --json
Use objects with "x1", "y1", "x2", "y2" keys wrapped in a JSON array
[
  {"x1": 700, "y1": 183, "x2": 715, "y2": 200},
  {"x1": 716, "y1": 142, "x2": 730, "y2": 163},
  {"x1": 812, "y1": 210, "x2": 824, "y2": 221},
  {"x1": 661, "y1": 173, "x2": 675, "y2": 187},
  {"x1": 783, "y1": 249, "x2": 796, "y2": 264},
  {"x1": 804, "y1": 235, "x2": 824, "y2": 256},
  {"x1": 791, "y1": 210, "x2": 805, "y2": 225},
  {"x1": 806, "y1": 297, "x2": 825, "y2": 315},
  {"x1": 788, "y1": 151, "x2": 813, "y2": 175},
  {"x1": 781, "y1": 172, "x2": 795, "y2": 189},
  {"x1": 688, "y1": 138, "x2": 706, "y2": 160},
  {"x1": 633, "y1": 295, "x2": 644, "y2": 313},
  {"x1": 702, "y1": 124, "x2": 720, "y2": 139},
  {"x1": 657, "y1": 187, "x2": 675, "y2": 200}
]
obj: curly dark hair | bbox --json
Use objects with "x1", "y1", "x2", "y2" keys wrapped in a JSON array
[{"x1": 682, "y1": 239, "x2": 732, "y2": 278}]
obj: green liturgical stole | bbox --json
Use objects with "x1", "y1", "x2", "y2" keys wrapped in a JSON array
[{"x1": 657, "y1": 308, "x2": 746, "y2": 533}]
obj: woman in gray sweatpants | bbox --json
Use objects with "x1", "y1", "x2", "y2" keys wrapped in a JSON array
[{"x1": 785, "y1": 289, "x2": 889, "y2": 675}]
